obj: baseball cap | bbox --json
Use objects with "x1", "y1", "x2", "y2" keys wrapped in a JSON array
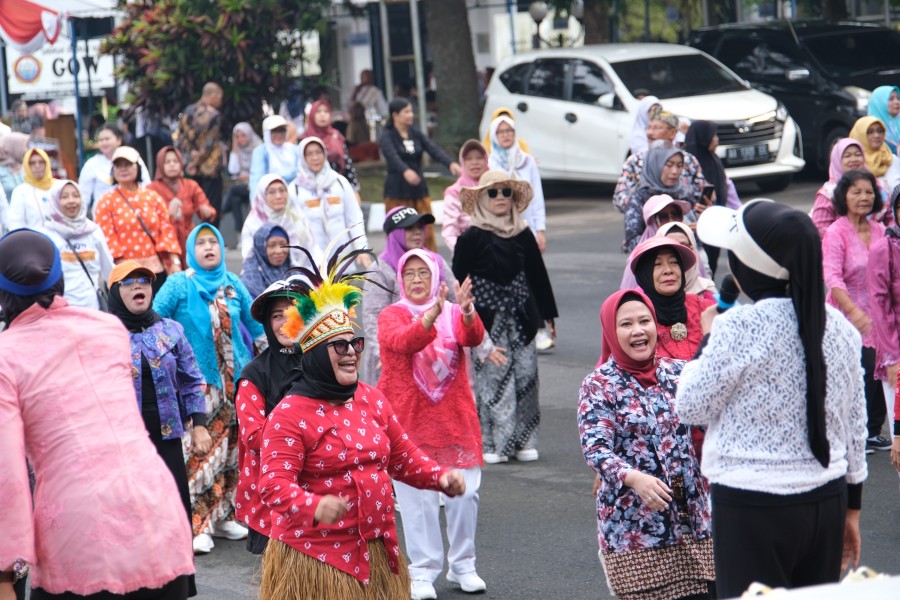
[
  {"x1": 383, "y1": 207, "x2": 435, "y2": 235},
  {"x1": 263, "y1": 115, "x2": 288, "y2": 131},
  {"x1": 696, "y1": 199, "x2": 789, "y2": 281},
  {"x1": 111, "y1": 146, "x2": 141, "y2": 164},
  {"x1": 108, "y1": 259, "x2": 157, "y2": 288}
]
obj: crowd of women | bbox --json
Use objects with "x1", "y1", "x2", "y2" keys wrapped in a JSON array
[
  {"x1": 0, "y1": 98, "x2": 561, "y2": 600},
  {"x1": 3, "y1": 87, "x2": 900, "y2": 600}
]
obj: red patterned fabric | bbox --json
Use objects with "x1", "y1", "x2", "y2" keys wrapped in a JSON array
[
  {"x1": 655, "y1": 294, "x2": 716, "y2": 361},
  {"x1": 0, "y1": 0, "x2": 60, "y2": 52},
  {"x1": 234, "y1": 379, "x2": 270, "y2": 535},
  {"x1": 259, "y1": 382, "x2": 448, "y2": 584},
  {"x1": 376, "y1": 304, "x2": 485, "y2": 468}
]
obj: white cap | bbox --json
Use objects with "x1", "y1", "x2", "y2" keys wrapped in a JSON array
[
  {"x1": 263, "y1": 115, "x2": 288, "y2": 131},
  {"x1": 111, "y1": 146, "x2": 141, "y2": 163},
  {"x1": 696, "y1": 198, "x2": 789, "y2": 281}
]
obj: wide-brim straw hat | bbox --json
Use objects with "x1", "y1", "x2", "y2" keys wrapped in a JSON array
[{"x1": 459, "y1": 170, "x2": 533, "y2": 216}]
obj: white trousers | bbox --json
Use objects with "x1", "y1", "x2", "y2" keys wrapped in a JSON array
[
  {"x1": 882, "y1": 381, "x2": 896, "y2": 437},
  {"x1": 393, "y1": 466, "x2": 481, "y2": 582}
]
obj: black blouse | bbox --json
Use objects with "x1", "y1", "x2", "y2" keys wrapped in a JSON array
[
  {"x1": 379, "y1": 127, "x2": 454, "y2": 199},
  {"x1": 452, "y1": 227, "x2": 558, "y2": 344}
]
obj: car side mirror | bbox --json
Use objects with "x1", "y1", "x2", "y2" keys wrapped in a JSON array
[
  {"x1": 785, "y1": 68, "x2": 810, "y2": 81},
  {"x1": 598, "y1": 92, "x2": 617, "y2": 109}
]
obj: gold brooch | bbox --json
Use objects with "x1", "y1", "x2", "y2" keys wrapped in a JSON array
[{"x1": 670, "y1": 322, "x2": 688, "y2": 341}]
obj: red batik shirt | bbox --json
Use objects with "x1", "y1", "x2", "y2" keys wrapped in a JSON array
[{"x1": 259, "y1": 382, "x2": 448, "y2": 584}]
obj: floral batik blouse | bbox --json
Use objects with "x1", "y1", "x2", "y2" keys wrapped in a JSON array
[{"x1": 578, "y1": 356, "x2": 711, "y2": 555}]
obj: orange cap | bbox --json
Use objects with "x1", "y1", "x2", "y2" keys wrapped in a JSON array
[{"x1": 108, "y1": 259, "x2": 157, "y2": 288}]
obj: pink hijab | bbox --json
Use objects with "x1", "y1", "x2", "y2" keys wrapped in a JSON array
[
  {"x1": 817, "y1": 138, "x2": 867, "y2": 200},
  {"x1": 395, "y1": 248, "x2": 462, "y2": 403}
]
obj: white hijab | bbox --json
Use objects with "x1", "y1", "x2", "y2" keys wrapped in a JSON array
[
  {"x1": 628, "y1": 95, "x2": 661, "y2": 157},
  {"x1": 293, "y1": 137, "x2": 338, "y2": 197},
  {"x1": 264, "y1": 128, "x2": 296, "y2": 178}
]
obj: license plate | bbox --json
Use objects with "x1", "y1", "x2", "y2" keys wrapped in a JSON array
[{"x1": 726, "y1": 144, "x2": 770, "y2": 165}]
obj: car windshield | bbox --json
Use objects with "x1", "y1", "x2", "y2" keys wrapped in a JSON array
[
  {"x1": 801, "y1": 30, "x2": 900, "y2": 76},
  {"x1": 612, "y1": 54, "x2": 747, "y2": 99}
]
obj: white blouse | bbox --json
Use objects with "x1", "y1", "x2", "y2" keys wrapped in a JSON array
[{"x1": 675, "y1": 298, "x2": 868, "y2": 495}]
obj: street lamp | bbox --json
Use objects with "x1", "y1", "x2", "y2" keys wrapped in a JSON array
[{"x1": 528, "y1": 1, "x2": 548, "y2": 49}]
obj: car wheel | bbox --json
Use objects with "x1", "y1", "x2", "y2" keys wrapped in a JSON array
[
  {"x1": 756, "y1": 175, "x2": 792, "y2": 193},
  {"x1": 817, "y1": 126, "x2": 849, "y2": 173}
]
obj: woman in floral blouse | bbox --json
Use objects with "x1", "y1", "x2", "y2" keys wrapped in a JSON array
[{"x1": 578, "y1": 288, "x2": 714, "y2": 600}]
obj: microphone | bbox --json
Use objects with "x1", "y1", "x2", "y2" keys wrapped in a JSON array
[{"x1": 716, "y1": 275, "x2": 740, "y2": 314}]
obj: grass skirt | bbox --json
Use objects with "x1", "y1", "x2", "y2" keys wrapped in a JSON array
[{"x1": 259, "y1": 538, "x2": 410, "y2": 600}]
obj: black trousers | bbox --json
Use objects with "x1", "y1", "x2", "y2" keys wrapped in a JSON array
[
  {"x1": 862, "y1": 346, "x2": 887, "y2": 437},
  {"x1": 711, "y1": 481, "x2": 846, "y2": 598},
  {"x1": 221, "y1": 183, "x2": 249, "y2": 233},
  {"x1": 195, "y1": 176, "x2": 223, "y2": 228}
]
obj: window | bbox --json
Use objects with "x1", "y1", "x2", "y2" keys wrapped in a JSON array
[
  {"x1": 526, "y1": 59, "x2": 568, "y2": 99},
  {"x1": 722, "y1": 32, "x2": 807, "y2": 80},
  {"x1": 570, "y1": 60, "x2": 613, "y2": 104},
  {"x1": 802, "y1": 29, "x2": 900, "y2": 77},
  {"x1": 612, "y1": 54, "x2": 747, "y2": 99},
  {"x1": 498, "y1": 63, "x2": 531, "y2": 95},
  {"x1": 714, "y1": 33, "x2": 761, "y2": 78}
]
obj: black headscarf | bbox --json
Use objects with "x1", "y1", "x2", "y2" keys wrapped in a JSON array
[
  {"x1": 108, "y1": 283, "x2": 163, "y2": 332},
  {"x1": 684, "y1": 121, "x2": 728, "y2": 207},
  {"x1": 287, "y1": 340, "x2": 358, "y2": 402},
  {"x1": 0, "y1": 229, "x2": 65, "y2": 326},
  {"x1": 727, "y1": 201, "x2": 830, "y2": 467},
  {"x1": 633, "y1": 247, "x2": 688, "y2": 326},
  {"x1": 239, "y1": 296, "x2": 303, "y2": 414}
]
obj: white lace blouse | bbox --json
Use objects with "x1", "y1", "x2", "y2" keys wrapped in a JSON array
[{"x1": 675, "y1": 298, "x2": 868, "y2": 495}]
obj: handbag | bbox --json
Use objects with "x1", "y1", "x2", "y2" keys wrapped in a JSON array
[{"x1": 65, "y1": 238, "x2": 110, "y2": 311}]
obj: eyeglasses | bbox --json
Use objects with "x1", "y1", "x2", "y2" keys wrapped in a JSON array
[
  {"x1": 495, "y1": 128, "x2": 515, "y2": 136},
  {"x1": 868, "y1": 127, "x2": 886, "y2": 135},
  {"x1": 120, "y1": 276, "x2": 152, "y2": 287},
  {"x1": 326, "y1": 337, "x2": 365, "y2": 355},
  {"x1": 487, "y1": 187, "x2": 512, "y2": 199},
  {"x1": 401, "y1": 268, "x2": 432, "y2": 281}
]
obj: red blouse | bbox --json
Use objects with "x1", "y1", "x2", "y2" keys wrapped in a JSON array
[
  {"x1": 234, "y1": 379, "x2": 270, "y2": 536},
  {"x1": 655, "y1": 294, "x2": 716, "y2": 361},
  {"x1": 376, "y1": 305, "x2": 485, "y2": 469},
  {"x1": 147, "y1": 178, "x2": 216, "y2": 262},
  {"x1": 259, "y1": 382, "x2": 448, "y2": 584}
]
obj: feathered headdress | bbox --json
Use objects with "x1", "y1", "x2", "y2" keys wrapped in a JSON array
[{"x1": 279, "y1": 226, "x2": 384, "y2": 352}]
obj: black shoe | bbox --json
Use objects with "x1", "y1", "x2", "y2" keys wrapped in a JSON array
[{"x1": 866, "y1": 435, "x2": 891, "y2": 452}]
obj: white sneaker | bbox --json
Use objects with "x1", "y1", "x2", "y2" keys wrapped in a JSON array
[
  {"x1": 411, "y1": 579, "x2": 437, "y2": 600},
  {"x1": 212, "y1": 520, "x2": 248, "y2": 540},
  {"x1": 483, "y1": 452, "x2": 508, "y2": 464},
  {"x1": 447, "y1": 570, "x2": 487, "y2": 593},
  {"x1": 515, "y1": 448, "x2": 539, "y2": 462},
  {"x1": 192, "y1": 533, "x2": 214, "y2": 554},
  {"x1": 535, "y1": 328, "x2": 555, "y2": 352}
]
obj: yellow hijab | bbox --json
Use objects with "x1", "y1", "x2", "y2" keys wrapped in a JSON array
[
  {"x1": 23, "y1": 148, "x2": 54, "y2": 190},
  {"x1": 482, "y1": 107, "x2": 531, "y2": 154},
  {"x1": 849, "y1": 116, "x2": 894, "y2": 177}
]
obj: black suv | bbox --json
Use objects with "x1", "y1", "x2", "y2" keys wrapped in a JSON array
[{"x1": 688, "y1": 20, "x2": 900, "y2": 171}]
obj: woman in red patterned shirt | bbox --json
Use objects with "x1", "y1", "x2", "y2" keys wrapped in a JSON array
[
  {"x1": 257, "y1": 240, "x2": 466, "y2": 600},
  {"x1": 94, "y1": 146, "x2": 181, "y2": 293}
]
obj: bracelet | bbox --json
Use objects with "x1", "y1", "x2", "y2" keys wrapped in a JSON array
[{"x1": 463, "y1": 306, "x2": 475, "y2": 317}]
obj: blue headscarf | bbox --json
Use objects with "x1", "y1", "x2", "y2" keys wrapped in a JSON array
[
  {"x1": 868, "y1": 85, "x2": 900, "y2": 153},
  {"x1": 240, "y1": 223, "x2": 293, "y2": 298},
  {"x1": 185, "y1": 223, "x2": 228, "y2": 338}
]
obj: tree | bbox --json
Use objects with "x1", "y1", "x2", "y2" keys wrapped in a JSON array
[
  {"x1": 582, "y1": 1, "x2": 612, "y2": 44},
  {"x1": 102, "y1": 0, "x2": 331, "y2": 128},
  {"x1": 422, "y1": 0, "x2": 483, "y2": 154}
]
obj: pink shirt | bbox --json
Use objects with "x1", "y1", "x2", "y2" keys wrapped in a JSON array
[
  {"x1": 823, "y1": 216, "x2": 885, "y2": 348},
  {"x1": 0, "y1": 298, "x2": 194, "y2": 595},
  {"x1": 440, "y1": 188, "x2": 471, "y2": 253}
]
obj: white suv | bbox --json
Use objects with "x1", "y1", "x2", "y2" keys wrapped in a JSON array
[{"x1": 480, "y1": 43, "x2": 805, "y2": 191}]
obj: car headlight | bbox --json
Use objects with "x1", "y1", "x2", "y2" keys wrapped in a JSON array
[
  {"x1": 775, "y1": 102, "x2": 788, "y2": 122},
  {"x1": 844, "y1": 86, "x2": 872, "y2": 112}
]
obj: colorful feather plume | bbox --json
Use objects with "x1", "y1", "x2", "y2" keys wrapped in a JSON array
[{"x1": 279, "y1": 224, "x2": 388, "y2": 345}]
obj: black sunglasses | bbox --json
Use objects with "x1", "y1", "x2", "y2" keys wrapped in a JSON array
[
  {"x1": 326, "y1": 337, "x2": 365, "y2": 355},
  {"x1": 486, "y1": 187, "x2": 513, "y2": 199}
]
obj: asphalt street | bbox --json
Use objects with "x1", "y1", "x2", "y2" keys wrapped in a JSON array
[{"x1": 199, "y1": 177, "x2": 900, "y2": 599}]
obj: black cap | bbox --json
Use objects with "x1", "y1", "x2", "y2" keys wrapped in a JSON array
[{"x1": 383, "y1": 207, "x2": 435, "y2": 235}]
